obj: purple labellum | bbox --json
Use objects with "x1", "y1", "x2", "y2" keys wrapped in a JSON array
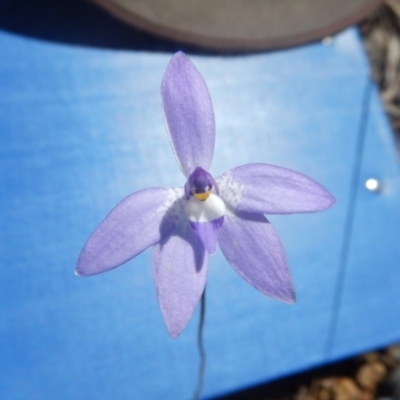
[
  {"x1": 76, "y1": 51, "x2": 336, "y2": 338},
  {"x1": 190, "y1": 216, "x2": 224, "y2": 254}
]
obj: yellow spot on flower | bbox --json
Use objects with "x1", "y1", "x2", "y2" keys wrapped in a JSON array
[{"x1": 194, "y1": 191, "x2": 210, "y2": 201}]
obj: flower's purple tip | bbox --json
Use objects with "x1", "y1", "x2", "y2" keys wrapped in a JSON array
[
  {"x1": 324, "y1": 193, "x2": 336, "y2": 209},
  {"x1": 289, "y1": 296, "x2": 296, "y2": 304},
  {"x1": 283, "y1": 288, "x2": 296, "y2": 304},
  {"x1": 74, "y1": 268, "x2": 83, "y2": 277}
]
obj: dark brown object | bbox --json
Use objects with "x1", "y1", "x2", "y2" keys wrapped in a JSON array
[
  {"x1": 91, "y1": 0, "x2": 384, "y2": 51},
  {"x1": 360, "y1": 0, "x2": 400, "y2": 147},
  {"x1": 356, "y1": 361, "x2": 386, "y2": 391}
]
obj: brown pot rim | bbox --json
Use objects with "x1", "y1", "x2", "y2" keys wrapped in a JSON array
[{"x1": 90, "y1": 0, "x2": 384, "y2": 51}]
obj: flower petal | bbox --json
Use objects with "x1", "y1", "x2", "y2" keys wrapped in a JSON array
[
  {"x1": 217, "y1": 163, "x2": 335, "y2": 214},
  {"x1": 161, "y1": 51, "x2": 215, "y2": 176},
  {"x1": 76, "y1": 187, "x2": 184, "y2": 276},
  {"x1": 218, "y1": 211, "x2": 295, "y2": 303},
  {"x1": 153, "y1": 224, "x2": 208, "y2": 338}
]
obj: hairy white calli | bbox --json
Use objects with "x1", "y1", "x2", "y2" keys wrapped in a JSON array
[{"x1": 185, "y1": 193, "x2": 225, "y2": 223}]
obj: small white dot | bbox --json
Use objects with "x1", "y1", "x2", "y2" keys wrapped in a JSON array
[
  {"x1": 365, "y1": 178, "x2": 380, "y2": 192},
  {"x1": 322, "y1": 36, "x2": 334, "y2": 46}
]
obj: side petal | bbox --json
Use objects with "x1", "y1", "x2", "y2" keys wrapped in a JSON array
[
  {"x1": 218, "y1": 211, "x2": 295, "y2": 303},
  {"x1": 217, "y1": 163, "x2": 335, "y2": 214},
  {"x1": 76, "y1": 187, "x2": 184, "y2": 276},
  {"x1": 153, "y1": 224, "x2": 208, "y2": 338},
  {"x1": 161, "y1": 51, "x2": 215, "y2": 177}
]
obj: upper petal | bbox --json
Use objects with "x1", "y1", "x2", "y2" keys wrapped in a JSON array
[
  {"x1": 76, "y1": 187, "x2": 184, "y2": 276},
  {"x1": 219, "y1": 211, "x2": 295, "y2": 303},
  {"x1": 217, "y1": 163, "x2": 335, "y2": 214},
  {"x1": 153, "y1": 224, "x2": 208, "y2": 338},
  {"x1": 161, "y1": 52, "x2": 215, "y2": 177}
]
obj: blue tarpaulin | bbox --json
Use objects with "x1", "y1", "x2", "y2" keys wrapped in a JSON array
[{"x1": 1, "y1": 4, "x2": 400, "y2": 398}]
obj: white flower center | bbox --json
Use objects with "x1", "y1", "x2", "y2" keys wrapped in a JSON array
[{"x1": 185, "y1": 193, "x2": 225, "y2": 223}]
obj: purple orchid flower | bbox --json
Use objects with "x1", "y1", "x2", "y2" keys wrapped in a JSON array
[{"x1": 76, "y1": 52, "x2": 335, "y2": 338}]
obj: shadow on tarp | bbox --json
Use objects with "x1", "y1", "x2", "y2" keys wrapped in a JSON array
[{"x1": 0, "y1": 0, "x2": 221, "y2": 54}]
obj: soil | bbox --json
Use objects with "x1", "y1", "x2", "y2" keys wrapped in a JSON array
[
  {"x1": 217, "y1": 345, "x2": 400, "y2": 400},
  {"x1": 360, "y1": 0, "x2": 400, "y2": 147}
]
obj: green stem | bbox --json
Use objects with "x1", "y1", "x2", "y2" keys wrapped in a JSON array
[{"x1": 193, "y1": 288, "x2": 206, "y2": 400}]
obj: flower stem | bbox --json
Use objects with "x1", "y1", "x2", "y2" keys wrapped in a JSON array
[{"x1": 193, "y1": 288, "x2": 206, "y2": 400}]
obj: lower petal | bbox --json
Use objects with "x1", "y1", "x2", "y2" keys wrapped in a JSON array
[
  {"x1": 153, "y1": 223, "x2": 208, "y2": 338},
  {"x1": 218, "y1": 211, "x2": 295, "y2": 303}
]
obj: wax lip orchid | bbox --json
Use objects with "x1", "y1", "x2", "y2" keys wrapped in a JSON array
[{"x1": 76, "y1": 51, "x2": 335, "y2": 338}]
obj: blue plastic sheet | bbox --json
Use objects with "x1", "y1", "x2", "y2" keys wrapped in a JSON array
[{"x1": 1, "y1": 10, "x2": 400, "y2": 399}]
